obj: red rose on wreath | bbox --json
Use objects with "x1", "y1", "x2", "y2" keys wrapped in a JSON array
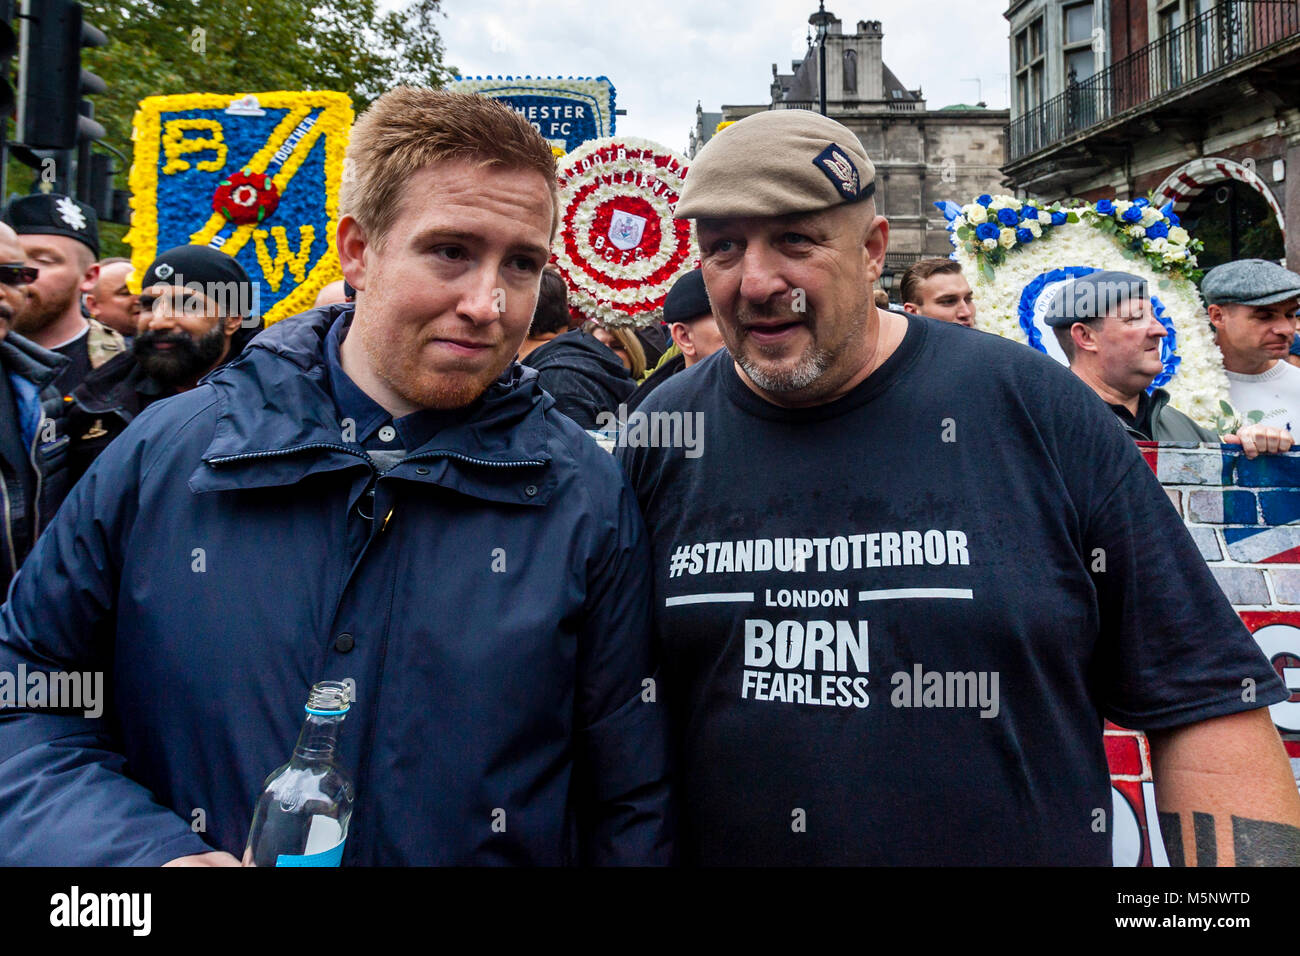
[{"x1": 212, "y1": 169, "x2": 280, "y2": 225}]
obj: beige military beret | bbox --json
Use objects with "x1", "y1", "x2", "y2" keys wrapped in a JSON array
[{"x1": 675, "y1": 110, "x2": 876, "y2": 220}]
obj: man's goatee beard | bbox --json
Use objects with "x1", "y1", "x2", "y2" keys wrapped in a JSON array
[{"x1": 737, "y1": 345, "x2": 831, "y2": 392}]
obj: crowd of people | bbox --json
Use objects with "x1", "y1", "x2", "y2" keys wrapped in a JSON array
[{"x1": 0, "y1": 89, "x2": 1296, "y2": 866}]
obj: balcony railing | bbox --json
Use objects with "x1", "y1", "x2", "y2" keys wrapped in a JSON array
[{"x1": 1008, "y1": 0, "x2": 1300, "y2": 163}]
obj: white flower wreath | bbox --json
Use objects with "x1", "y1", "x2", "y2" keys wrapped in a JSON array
[{"x1": 939, "y1": 195, "x2": 1228, "y2": 425}]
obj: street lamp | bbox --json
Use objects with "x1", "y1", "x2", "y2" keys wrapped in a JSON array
[
  {"x1": 810, "y1": 1, "x2": 832, "y2": 115},
  {"x1": 878, "y1": 268, "x2": 895, "y2": 300}
]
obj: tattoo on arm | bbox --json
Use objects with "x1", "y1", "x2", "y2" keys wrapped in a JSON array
[
  {"x1": 1157, "y1": 812, "x2": 1183, "y2": 866},
  {"x1": 1232, "y1": 816, "x2": 1300, "y2": 866},
  {"x1": 1193, "y1": 812, "x2": 1217, "y2": 866},
  {"x1": 1158, "y1": 812, "x2": 1300, "y2": 866}
]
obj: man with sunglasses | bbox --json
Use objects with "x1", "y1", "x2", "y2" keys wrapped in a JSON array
[
  {"x1": 0, "y1": 222, "x2": 75, "y2": 590},
  {"x1": 63, "y1": 244, "x2": 263, "y2": 481}
]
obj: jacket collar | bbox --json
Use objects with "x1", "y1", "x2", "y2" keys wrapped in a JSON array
[
  {"x1": 0, "y1": 331, "x2": 69, "y2": 390},
  {"x1": 74, "y1": 317, "x2": 269, "y2": 419},
  {"x1": 71, "y1": 352, "x2": 166, "y2": 416},
  {"x1": 189, "y1": 305, "x2": 554, "y2": 505}
]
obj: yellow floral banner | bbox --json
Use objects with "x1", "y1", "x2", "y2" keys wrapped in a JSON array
[{"x1": 126, "y1": 91, "x2": 353, "y2": 323}]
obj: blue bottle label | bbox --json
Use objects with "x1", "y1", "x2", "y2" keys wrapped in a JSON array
[{"x1": 276, "y1": 838, "x2": 345, "y2": 867}]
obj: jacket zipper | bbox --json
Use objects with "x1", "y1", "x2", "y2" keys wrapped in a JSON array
[
  {"x1": 0, "y1": 474, "x2": 16, "y2": 576},
  {"x1": 207, "y1": 442, "x2": 373, "y2": 467},
  {"x1": 209, "y1": 443, "x2": 545, "y2": 470},
  {"x1": 28, "y1": 410, "x2": 45, "y2": 533},
  {"x1": 403, "y1": 450, "x2": 546, "y2": 469}
]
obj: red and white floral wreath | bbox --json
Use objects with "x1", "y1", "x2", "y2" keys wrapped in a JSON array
[{"x1": 551, "y1": 136, "x2": 698, "y2": 328}]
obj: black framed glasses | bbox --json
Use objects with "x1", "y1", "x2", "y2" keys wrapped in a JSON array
[{"x1": 0, "y1": 265, "x2": 38, "y2": 287}]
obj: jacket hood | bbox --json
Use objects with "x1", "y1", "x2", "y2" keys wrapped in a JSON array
[
  {"x1": 71, "y1": 314, "x2": 270, "y2": 416},
  {"x1": 523, "y1": 329, "x2": 635, "y2": 392},
  {"x1": 228, "y1": 315, "x2": 266, "y2": 357},
  {"x1": 190, "y1": 305, "x2": 554, "y2": 502}
]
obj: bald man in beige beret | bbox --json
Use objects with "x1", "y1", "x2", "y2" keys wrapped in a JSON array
[{"x1": 615, "y1": 109, "x2": 1300, "y2": 867}]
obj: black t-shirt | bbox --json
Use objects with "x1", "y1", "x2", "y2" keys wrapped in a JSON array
[
  {"x1": 1108, "y1": 391, "x2": 1155, "y2": 440},
  {"x1": 617, "y1": 315, "x2": 1287, "y2": 866},
  {"x1": 52, "y1": 330, "x2": 92, "y2": 396}
]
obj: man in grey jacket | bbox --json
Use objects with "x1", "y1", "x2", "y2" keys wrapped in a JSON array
[{"x1": 1050, "y1": 270, "x2": 1291, "y2": 456}]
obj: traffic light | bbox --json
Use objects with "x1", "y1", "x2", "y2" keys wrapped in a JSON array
[
  {"x1": 16, "y1": 0, "x2": 106, "y2": 150},
  {"x1": 0, "y1": 1, "x2": 16, "y2": 117}
]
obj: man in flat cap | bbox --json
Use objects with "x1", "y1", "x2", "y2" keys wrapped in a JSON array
[
  {"x1": 617, "y1": 109, "x2": 1300, "y2": 866},
  {"x1": 1204, "y1": 258, "x2": 1300, "y2": 432},
  {"x1": 627, "y1": 269, "x2": 726, "y2": 413},
  {"x1": 1051, "y1": 269, "x2": 1291, "y2": 454},
  {"x1": 63, "y1": 244, "x2": 265, "y2": 481},
  {"x1": 2, "y1": 193, "x2": 124, "y2": 394}
]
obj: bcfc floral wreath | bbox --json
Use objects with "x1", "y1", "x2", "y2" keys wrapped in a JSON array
[
  {"x1": 551, "y1": 136, "x2": 698, "y2": 327},
  {"x1": 939, "y1": 194, "x2": 1227, "y2": 423}
]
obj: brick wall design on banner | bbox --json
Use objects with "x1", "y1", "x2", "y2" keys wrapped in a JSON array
[{"x1": 1111, "y1": 442, "x2": 1300, "y2": 866}]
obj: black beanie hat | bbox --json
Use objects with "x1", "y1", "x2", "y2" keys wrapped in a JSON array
[{"x1": 141, "y1": 244, "x2": 255, "y2": 316}]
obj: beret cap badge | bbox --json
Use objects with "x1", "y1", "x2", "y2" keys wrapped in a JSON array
[
  {"x1": 56, "y1": 196, "x2": 87, "y2": 231},
  {"x1": 813, "y1": 144, "x2": 860, "y2": 199}
]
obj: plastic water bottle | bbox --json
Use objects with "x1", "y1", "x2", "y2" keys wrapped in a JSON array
[{"x1": 243, "y1": 681, "x2": 356, "y2": 867}]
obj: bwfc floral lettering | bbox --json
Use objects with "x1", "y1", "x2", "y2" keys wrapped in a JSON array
[{"x1": 127, "y1": 91, "x2": 353, "y2": 323}]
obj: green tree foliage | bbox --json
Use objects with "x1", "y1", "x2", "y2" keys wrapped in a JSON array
[
  {"x1": 82, "y1": 0, "x2": 457, "y2": 158},
  {"x1": 28, "y1": 0, "x2": 457, "y2": 253}
]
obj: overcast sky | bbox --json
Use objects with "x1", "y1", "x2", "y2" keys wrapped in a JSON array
[{"x1": 436, "y1": 0, "x2": 1012, "y2": 155}]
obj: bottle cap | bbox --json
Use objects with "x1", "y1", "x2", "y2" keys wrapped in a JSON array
[{"x1": 305, "y1": 681, "x2": 351, "y2": 716}]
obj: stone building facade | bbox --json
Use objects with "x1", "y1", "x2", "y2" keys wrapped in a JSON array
[
  {"x1": 692, "y1": 10, "x2": 1009, "y2": 293},
  {"x1": 1004, "y1": 0, "x2": 1300, "y2": 271}
]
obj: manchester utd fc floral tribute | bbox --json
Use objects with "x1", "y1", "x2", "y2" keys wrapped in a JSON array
[
  {"x1": 939, "y1": 194, "x2": 1228, "y2": 422},
  {"x1": 552, "y1": 136, "x2": 698, "y2": 328},
  {"x1": 447, "y1": 76, "x2": 615, "y2": 155},
  {"x1": 126, "y1": 91, "x2": 354, "y2": 323}
]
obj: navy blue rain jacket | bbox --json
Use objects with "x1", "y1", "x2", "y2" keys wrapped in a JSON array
[{"x1": 0, "y1": 305, "x2": 672, "y2": 865}]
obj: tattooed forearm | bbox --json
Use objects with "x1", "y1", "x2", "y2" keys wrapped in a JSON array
[
  {"x1": 1158, "y1": 812, "x2": 1183, "y2": 866},
  {"x1": 1194, "y1": 812, "x2": 1217, "y2": 866},
  {"x1": 1232, "y1": 816, "x2": 1300, "y2": 866},
  {"x1": 1158, "y1": 812, "x2": 1300, "y2": 866}
]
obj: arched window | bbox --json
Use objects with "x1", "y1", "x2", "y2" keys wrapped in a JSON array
[{"x1": 843, "y1": 49, "x2": 857, "y2": 94}]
